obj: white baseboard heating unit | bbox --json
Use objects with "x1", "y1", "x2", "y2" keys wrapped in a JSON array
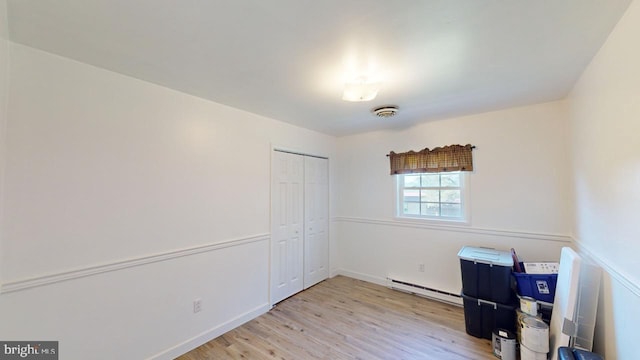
[{"x1": 386, "y1": 277, "x2": 463, "y2": 306}]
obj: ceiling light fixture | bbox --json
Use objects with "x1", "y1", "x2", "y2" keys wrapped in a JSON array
[
  {"x1": 372, "y1": 106, "x2": 399, "y2": 118},
  {"x1": 342, "y1": 77, "x2": 380, "y2": 102}
]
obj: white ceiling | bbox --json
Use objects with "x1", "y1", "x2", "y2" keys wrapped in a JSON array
[{"x1": 6, "y1": 0, "x2": 632, "y2": 136}]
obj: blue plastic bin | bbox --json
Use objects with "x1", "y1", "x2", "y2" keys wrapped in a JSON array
[{"x1": 513, "y1": 263, "x2": 558, "y2": 303}]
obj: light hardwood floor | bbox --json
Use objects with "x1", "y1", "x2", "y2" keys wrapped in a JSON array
[{"x1": 177, "y1": 276, "x2": 493, "y2": 359}]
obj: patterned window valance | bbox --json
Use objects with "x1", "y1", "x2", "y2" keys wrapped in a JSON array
[{"x1": 388, "y1": 144, "x2": 474, "y2": 175}]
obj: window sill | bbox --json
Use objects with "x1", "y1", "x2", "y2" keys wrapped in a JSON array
[{"x1": 394, "y1": 215, "x2": 470, "y2": 227}]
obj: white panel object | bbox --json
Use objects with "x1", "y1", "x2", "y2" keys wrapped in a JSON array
[
  {"x1": 573, "y1": 258, "x2": 601, "y2": 351},
  {"x1": 549, "y1": 247, "x2": 583, "y2": 360},
  {"x1": 270, "y1": 151, "x2": 304, "y2": 305},
  {"x1": 304, "y1": 156, "x2": 329, "y2": 288}
]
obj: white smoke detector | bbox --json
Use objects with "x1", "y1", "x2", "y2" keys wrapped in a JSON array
[{"x1": 372, "y1": 106, "x2": 399, "y2": 118}]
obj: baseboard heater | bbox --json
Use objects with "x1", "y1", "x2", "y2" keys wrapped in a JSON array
[{"x1": 386, "y1": 277, "x2": 463, "y2": 306}]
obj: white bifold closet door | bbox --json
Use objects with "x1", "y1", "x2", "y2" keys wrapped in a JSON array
[
  {"x1": 303, "y1": 156, "x2": 329, "y2": 288},
  {"x1": 271, "y1": 151, "x2": 304, "y2": 305},
  {"x1": 271, "y1": 151, "x2": 328, "y2": 305}
]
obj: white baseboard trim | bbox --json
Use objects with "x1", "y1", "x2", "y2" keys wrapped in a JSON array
[
  {"x1": 335, "y1": 269, "x2": 388, "y2": 287},
  {"x1": 572, "y1": 240, "x2": 640, "y2": 297},
  {"x1": 1, "y1": 234, "x2": 270, "y2": 294},
  {"x1": 148, "y1": 302, "x2": 270, "y2": 360},
  {"x1": 333, "y1": 216, "x2": 572, "y2": 243}
]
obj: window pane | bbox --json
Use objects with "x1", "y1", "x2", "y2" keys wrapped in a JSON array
[
  {"x1": 404, "y1": 202, "x2": 420, "y2": 215},
  {"x1": 404, "y1": 175, "x2": 421, "y2": 187},
  {"x1": 403, "y1": 189, "x2": 420, "y2": 202},
  {"x1": 441, "y1": 173, "x2": 460, "y2": 187},
  {"x1": 420, "y1": 190, "x2": 440, "y2": 202},
  {"x1": 441, "y1": 203, "x2": 461, "y2": 217},
  {"x1": 421, "y1": 174, "x2": 439, "y2": 187},
  {"x1": 421, "y1": 203, "x2": 440, "y2": 216},
  {"x1": 441, "y1": 190, "x2": 461, "y2": 203},
  {"x1": 397, "y1": 172, "x2": 466, "y2": 222}
]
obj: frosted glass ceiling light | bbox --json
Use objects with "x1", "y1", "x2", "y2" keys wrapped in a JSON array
[{"x1": 342, "y1": 77, "x2": 380, "y2": 102}]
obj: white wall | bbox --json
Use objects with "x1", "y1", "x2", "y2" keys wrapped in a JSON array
[
  {"x1": 0, "y1": 0, "x2": 9, "y2": 284},
  {"x1": 0, "y1": 43, "x2": 336, "y2": 359},
  {"x1": 334, "y1": 101, "x2": 572, "y2": 295},
  {"x1": 567, "y1": 0, "x2": 640, "y2": 358}
]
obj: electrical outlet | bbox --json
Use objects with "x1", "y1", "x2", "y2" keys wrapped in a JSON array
[
  {"x1": 418, "y1": 263, "x2": 425, "y2": 272},
  {"x1": 193, "y1": 298, "x2": 202, "y2": 313}
]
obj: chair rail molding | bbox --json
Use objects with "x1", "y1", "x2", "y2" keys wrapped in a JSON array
[
  {"x1": 333, "y1": 216, "x2": 572, "y2": 243},
  {"x1": 0, "y1": 233, "x2": 270, "y2": 294}
]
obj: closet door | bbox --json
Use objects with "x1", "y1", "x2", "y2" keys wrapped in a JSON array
[
  {"x1": 271, "y1": 151, "x2": 304, "y2": 305},
  {"x1": 304, "y1": 156, "x2": 329, "y2": 288}
]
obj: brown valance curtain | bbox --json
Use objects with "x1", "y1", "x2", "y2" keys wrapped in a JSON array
[{"x1": 388, "y1": 144, "x2": 474, "y2": 175}]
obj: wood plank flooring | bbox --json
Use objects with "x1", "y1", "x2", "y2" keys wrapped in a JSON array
[{"x1": 177, "y1": 276, "x2": 493, "y2": 359}]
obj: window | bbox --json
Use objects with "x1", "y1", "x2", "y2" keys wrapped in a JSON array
[{"x1": 396, "y1": 172, "x2": 468, "y2": 222}]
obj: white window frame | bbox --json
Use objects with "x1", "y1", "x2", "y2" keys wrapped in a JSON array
[{"x1": 395, "y1": 171, "x2": 470, "y2": 224}]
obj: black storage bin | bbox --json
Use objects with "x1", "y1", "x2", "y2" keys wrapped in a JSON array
[
  {"x1": 462, "y1": 293, "x2": 517, "y2": 340},
  {"x1": 458, "y1": 246, "x2": 514, "y2": 304}
]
